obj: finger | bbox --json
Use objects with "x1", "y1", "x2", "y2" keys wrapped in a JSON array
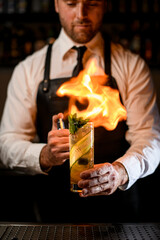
[
  {"x1": 51, "y1": 145, "x2": 69, "y2": 153},
  {"x1": 52, "y1": 113, "x2": 64, "y2": 130},
  {"x1": 57, "y1": 152, "x2": 70, "y2": 161},
  {"x1": 50, "y1": 143, "x2": 69, "y2": 155},
  {"x1": 58, "y1": 144, "x2": 69, "y2": 152},
  {"x1": 49, "y1": 139, "x2": 69, "y2": 153},
  {"x1": 78, "y1": 174, "x2": 109, "y2": 188},
  {"x1": 80, "y1": 189, "x2": 112, "y2": 197},
  {"x1": 78, "y1": 179, "x2": 90, "y2": 188},
  {"x1": 80, "y1": 163, "x2": 113, "y2": 179},
  {"x1": 50, "y1": 152, "x2": 70, "y2": 166},
  {"x1": 79, "y1": 164, "x2": 102, "y2": 179},
  {"x1": 49, "y1": 135, "x2": 69, "y2": 146},
  {"x1": 80, "y1": 182, "x2": 110, "y2": 196},
  {"x1": 48, "y1": 129, "x2": 69, "y2": 141}
]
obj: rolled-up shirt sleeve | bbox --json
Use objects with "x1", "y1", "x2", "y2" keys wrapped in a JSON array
[
  {"x1": 114, "y1": 49, "x2": 160, "y2": 189},
  {"x1": 0, "y1": 59, "x2": 46, "y2": 174}
]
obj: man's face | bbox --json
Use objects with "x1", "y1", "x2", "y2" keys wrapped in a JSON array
[{"x1": 54, "y1": 0, "x2": 106, "y2": 43}]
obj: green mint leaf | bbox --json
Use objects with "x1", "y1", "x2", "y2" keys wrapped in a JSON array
[{"x1": 68, "y1": 113, "x2": 89, "y2": 134}]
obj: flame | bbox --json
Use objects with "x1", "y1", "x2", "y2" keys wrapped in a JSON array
[{"x1": 56, "y1": 59, "x2": 127, "y2": 130}]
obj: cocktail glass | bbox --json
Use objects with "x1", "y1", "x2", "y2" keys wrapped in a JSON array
[{"x1": 69, "y1": 122, "x2": 94, "y2": 192}]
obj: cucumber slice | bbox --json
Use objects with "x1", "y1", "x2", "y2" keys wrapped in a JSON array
[{"x1": 70, "y1": 131, "x2": 93, "y2": 167}]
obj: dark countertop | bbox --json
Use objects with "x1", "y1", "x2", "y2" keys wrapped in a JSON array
[{"x1": 0, "y1": 222, "x2": 160, "y2": 240}]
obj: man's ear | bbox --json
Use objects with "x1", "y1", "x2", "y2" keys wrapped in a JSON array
[{"x1": 54, "y1": 0, "x2": 59, "y2": 13}]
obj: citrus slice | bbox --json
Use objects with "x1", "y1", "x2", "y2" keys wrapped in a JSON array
[
  {"x1": 70, "y1": 130, "x2": 93, "y2": 167},
  {"x1": 70, "y1": 161, "x2": 86, "y2": 183},
  {"x1": 70, "y1": 156, "x2": 92, "y2": 183}
]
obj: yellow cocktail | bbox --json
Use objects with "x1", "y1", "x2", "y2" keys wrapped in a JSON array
[{"x1": 69, "y1": 120, "x2": 94, "y2": 192}]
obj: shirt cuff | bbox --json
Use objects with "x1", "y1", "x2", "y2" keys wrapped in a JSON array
[
  {"x1": 25, "y1": 143, "x2": 47, "y2": 174},
  {"x1": 115, "y1": 153, "x2": 142, "y2": 190}
]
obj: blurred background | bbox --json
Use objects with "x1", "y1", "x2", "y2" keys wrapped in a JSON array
[{"x1": 1, "y1": 0, "x2": 160, "y2": 117}]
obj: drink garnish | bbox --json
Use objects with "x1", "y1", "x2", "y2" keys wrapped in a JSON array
[
  {"x1": 68, "y1": 113, "x2": 89, "y2": 134},
  {"x1": 70, "y1": 130, "x2": 93, "y2": 167}
]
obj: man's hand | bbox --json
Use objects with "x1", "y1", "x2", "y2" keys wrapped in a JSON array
[
  {"x1": 78, "y1": 162, "x2": 128, "y2": 197},
  {"x1": 39, "y1": 113, "x2": 69, "y2": 172}
]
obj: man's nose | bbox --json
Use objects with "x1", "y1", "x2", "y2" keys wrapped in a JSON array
[{"x1": 77, "y1": 2, "x2": 88, "y2": 19}]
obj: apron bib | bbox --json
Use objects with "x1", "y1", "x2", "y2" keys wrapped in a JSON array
[{"x1": 35, "y1": 39, "x2": 139, "y2": 223}]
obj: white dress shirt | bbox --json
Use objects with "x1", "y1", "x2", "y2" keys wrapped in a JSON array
[{"x1": 0, "y1": 29, "x2": 160, "y2": 189}]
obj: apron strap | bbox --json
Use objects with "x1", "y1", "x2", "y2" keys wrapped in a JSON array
[
  {"x1": 43, "y1": 43, "x2": 53, "y2": 92},
  {"x1": 104, "y1": 36, "x2": 119, "y2": 90},
  {"x1": 104, "y1": 36, "x2": 111, "y2": 76}
]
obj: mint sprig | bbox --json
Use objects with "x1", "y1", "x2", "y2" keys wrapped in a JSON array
[{"x1": 68, "y1": 113, "x2": 89, "y2": 134}]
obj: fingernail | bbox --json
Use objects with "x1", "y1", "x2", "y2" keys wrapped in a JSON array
[{"x1": 82, "y1": 189, "x2": 88, "y2": 196}]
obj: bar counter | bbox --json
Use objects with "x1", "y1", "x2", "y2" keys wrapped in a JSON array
[
  {"x1": 0, "y1": 168, "x2": 160, "y2": 239},
  {"x1": 0, "y1": 222, "x2": 160, "y2": 240}
]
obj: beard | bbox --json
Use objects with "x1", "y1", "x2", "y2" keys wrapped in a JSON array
[{"x1": 59, "y1": 17, "x2": 101, "y2": 44}]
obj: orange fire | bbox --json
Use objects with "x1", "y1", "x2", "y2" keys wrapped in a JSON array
[{"x1": 56, "y1": 59, "x2": 127, "y2": 130}]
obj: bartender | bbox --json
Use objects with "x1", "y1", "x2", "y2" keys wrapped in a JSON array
[{"x1": 0, "y1": 0, "x2": 160, "y2": 222}]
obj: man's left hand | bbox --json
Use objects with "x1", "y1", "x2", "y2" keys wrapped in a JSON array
[{"x1": 78, "y1": 162, "x2": 128, "y2": 197}]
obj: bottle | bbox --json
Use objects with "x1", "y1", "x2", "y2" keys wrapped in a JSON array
[
  {"x1": 34, "y1": 26, "x2": 46, "y2": 52},
  {"x1": 130, "y1": 0, "x2": 138, "y2": 13},
  {"x1": 16, "y1": 25, "x2": 26, "y2": 60},
  {"x1": 32, "y1": 0, "x2": 41, "y2": 12},
  {"x1": 10, "y1": 26, "x2": 20, "y2": 65},
  {"x1": 129, "y1": 20, "x2": 141, "y2": 55},
  {"x1": 119, "y1": 0, "x2": 126, "y2": 13},
  {"x1": 142, "y1": 0, "x2": 149, "y2": 13},
  {"x1": 153, "y1": 22, "x2": 160, "y2": 65},
  {"x1": 2, "y1": 24, "x2": 12, "y2": 65},
  {"x1": 0, "y1": 0, "x2": 4, "y2": 13},
  {"x1": 7, "y1": 0, "x2": 15, "y2": 14},
  {"x1": 0, "y1": 28, "x2": 3, "y2": 63},
  {"x1": 17, "y1": 0, "x2": 27, "y2": 13},
  {"x1": 106, "y1": 0, "x2": 113, "y2": 12},
  {"x1": 130, "y1": 35, "x2": 141, "y2": 55},
  {"x1": 141, "y1": 22, "x2": 153, "y2": 64},
  {"x1": 153, "y1": 0, "x2": 159, "y2": 13},
  {"x1": 41, "y1": 0, "x2": 49, "y2": 13},
  {"x1": 112, "y1": 0, "x2": 119, "y2": 13},
  {"x1": 23, "y1": 27, "x2": 34, "y2": 56},
  {"x1": 144, "y1": 38, "x2": 152, "y2": 62},
  {"x1": 46, "y1": 28, "x2": 55, "y2": 44}
]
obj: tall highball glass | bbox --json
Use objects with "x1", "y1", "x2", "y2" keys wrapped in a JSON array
[{"x1": 69, "y1": 122, "x2": 94, "y2": 192}]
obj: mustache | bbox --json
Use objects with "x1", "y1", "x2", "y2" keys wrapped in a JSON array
[{"x1": 73, "y1": 19, "x2": 91, "y2": 25}]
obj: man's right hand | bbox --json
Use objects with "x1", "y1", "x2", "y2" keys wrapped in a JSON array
[{"x1": 39, "y1": 113, "x2": 69, "y2": 172}]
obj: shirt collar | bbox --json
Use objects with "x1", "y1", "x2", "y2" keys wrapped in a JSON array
[{"x1": 57, "y1": 28, "x2": 104, "y2": 60}]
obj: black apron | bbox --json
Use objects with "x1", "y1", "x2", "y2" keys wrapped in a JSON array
[{"x1": 35, "y1": 39, "x2": 139, "y2": 223}]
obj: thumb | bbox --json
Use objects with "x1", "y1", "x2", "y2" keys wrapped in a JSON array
[{"x1": 51, "y1": 113, "x2": 64, "y2": 130}]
